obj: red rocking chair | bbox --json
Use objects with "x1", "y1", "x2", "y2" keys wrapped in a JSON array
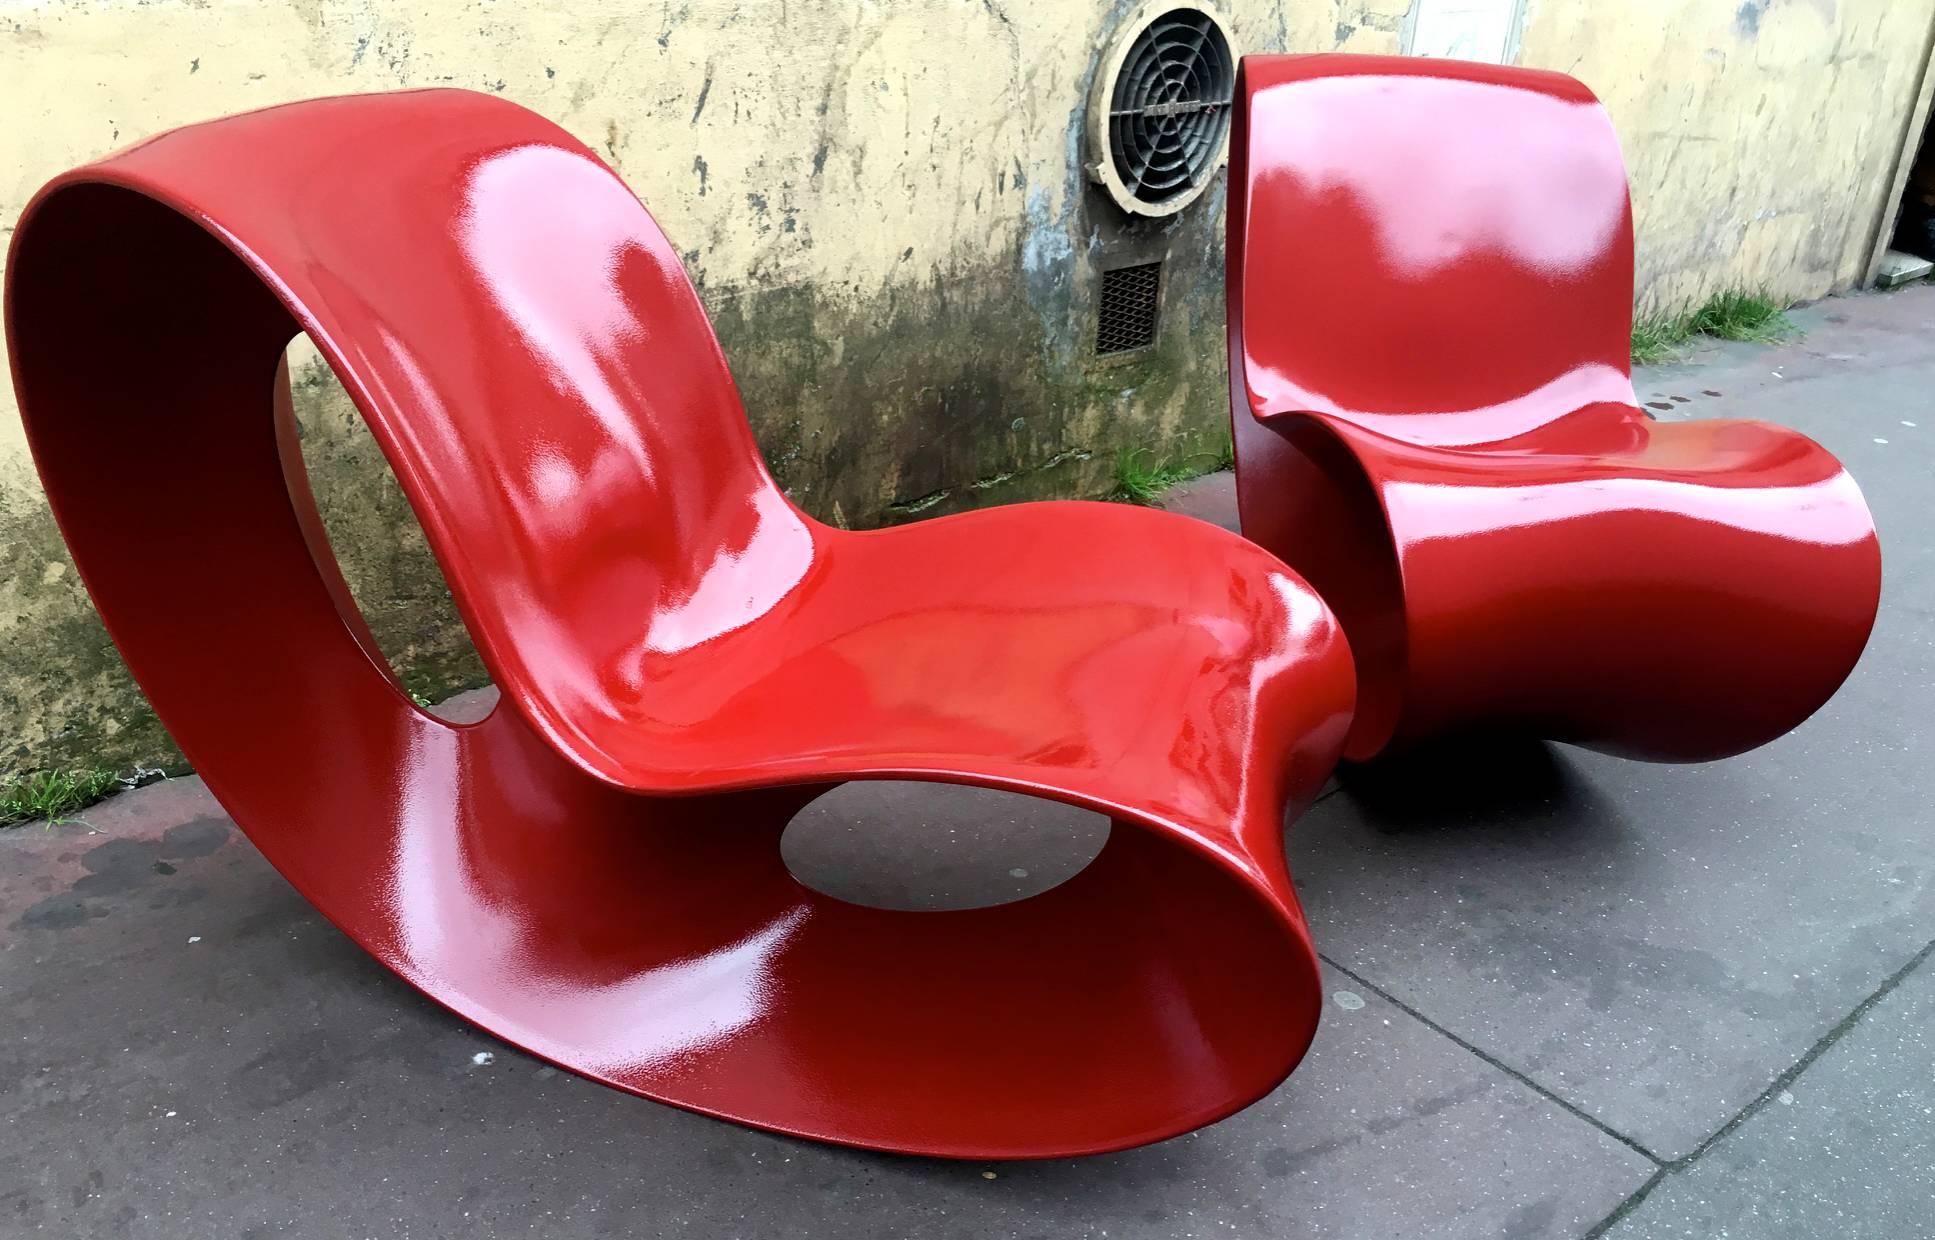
[
  {"x1": 1227, "y1": 54, "x2": 1881, "y2": 763},
  {"x1": 7, "y1": 90, "x2": 1354, "y2": 1157}
]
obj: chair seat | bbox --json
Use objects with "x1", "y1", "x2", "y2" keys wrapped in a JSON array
[
  {"x1": 539, "y1": 499, "x2": 1348, "y2": 841},
  {"x1": 1265, "y1": 400, "x2": 1878, "y2": 760},
  {"x1": 1304, "y1": 400, "x2": 1863, "y2": 505}
]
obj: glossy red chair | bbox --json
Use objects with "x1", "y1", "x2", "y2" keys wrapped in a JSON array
[
  {"x1": 1226, "y1": 54, "x2": 1880, "y2": 763},
  {"x1": 6, "y1": 90, "x2": 1356, "y2": 1158}
]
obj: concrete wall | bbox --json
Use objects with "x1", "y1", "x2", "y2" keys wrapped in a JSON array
[
  {"x1": 0, "y1": 0, "x2": 1929, "y2": 778},
  {"x1": 1521, "y1": 0, "x2": 1935, "y2": 312}
]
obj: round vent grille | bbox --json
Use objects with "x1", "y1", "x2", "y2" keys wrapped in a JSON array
[{"x1": 1087, "y1": 4, "x2": 1237, "y2": 217}]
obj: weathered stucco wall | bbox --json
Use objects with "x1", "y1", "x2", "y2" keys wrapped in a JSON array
[
  {"x1": 0, "y1": 0, "x2": 1928, "y2": 778},
  {"x1": 1519, "y1": 0, "x2": 1935, "y2": 312}
]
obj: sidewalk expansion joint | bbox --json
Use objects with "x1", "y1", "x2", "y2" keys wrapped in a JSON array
[
  {"x1": 1579, "y1": 932, "x2": 1935, "y2": 1237},
  {"x1": 1328, "y1": 931, "x2": 1935, "y2": 1235},
  {"x1": 1315, "y1": 954, "x2": 1667, "y2": 1167}
]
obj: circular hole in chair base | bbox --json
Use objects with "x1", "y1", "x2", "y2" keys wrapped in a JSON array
[{"x1": 780, "y1": 782, "x2": 1112, "y2": 912}]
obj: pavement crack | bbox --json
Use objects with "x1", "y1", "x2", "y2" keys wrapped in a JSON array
[
  {"x1": 1315, "y1": 954, "x2": 1668, "y2": 1166},
  {"x1": 1334, "y1": 933, "x2": 1935, "y2": 1238},
  {"x1": 1580, "y1": 1167, "x2": 1669, "y2": 1239},
  {"x1": 1666, "y1": 932, "x2": 1935, "y2": 1170}
]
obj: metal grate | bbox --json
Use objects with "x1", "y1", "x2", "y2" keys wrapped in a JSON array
[
  {"x1": 1107, "y1": 9, "x2": 1235, "y2": 209},
  {"x1": 1095, "y1": 262, "x2": 1163, "y2": 356}
]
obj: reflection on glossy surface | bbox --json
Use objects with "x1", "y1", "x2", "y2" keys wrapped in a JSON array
[
  {"x1": 6, "y1": 89, "x2": 1356, "y2": 1157},
  {"x1": 1228, "y1": 54, "x2": 1880, "y2": 762}
]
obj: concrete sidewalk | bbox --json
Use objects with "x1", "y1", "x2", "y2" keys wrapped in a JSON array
[{"x1": 4, "y1": 285, "x2": 1932, "y2": 1238}]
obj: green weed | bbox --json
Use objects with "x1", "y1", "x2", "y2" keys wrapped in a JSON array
[
  {"x1": 1631, "y1": 290, "x2": 1796, "y2": 365},
  {"x1": 1630, "y1": 313, "x2": 1691, "y2": 365},
  {"x1": 1686, "y1": 290, "x2": 1793, "y2": 343},
  {"x1": 1, "y1": 768, "x2": 123, "y2": 827},
  {"x1": 1110, "y1": 435, "x2": 1233, "y2": 506}
]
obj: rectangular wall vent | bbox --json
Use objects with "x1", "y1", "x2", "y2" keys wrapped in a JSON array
[{"x1": 1094, "y1": 261, "x2": 1162, "y2": 356}]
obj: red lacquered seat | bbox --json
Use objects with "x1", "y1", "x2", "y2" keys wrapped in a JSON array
[
  {"x1": 6, "y1": 90, "x2": 1356, "y2": 1158},
  {"x1": 1227, "y1": 54, "x2": 1880, "y2": 763}
]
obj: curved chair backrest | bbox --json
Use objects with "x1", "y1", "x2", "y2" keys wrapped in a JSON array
[
  {"x1": 10, "y1": 90, "x2": 810, "y2": 767},
  {"x1": 1228, "y1": 54, "x2": 1639, "y2": 445}
]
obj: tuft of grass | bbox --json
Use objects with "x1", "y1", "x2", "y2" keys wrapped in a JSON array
[
  {"x1": 1111, "y1": 436, "x2": 1234, "y2": 506},
  {"x1": 1632, "y1": 290, "x2": 1797, "y2": 365},
  {"x1": 1630, "y1": 313, "x2": 1690, "y2": 365},
  {"x1": 1, "y1": 768, "x2": 124, "y2": 828},
  {"x1": 1209, "y1": 427, "x2": 1237, "y2": 473},
  {"x1": 1112, "y1": 450, "x2": 1196, "y2": 505},
  {"x1": 1686, "y1": 290, "x2": 1793, "y2": 343}
]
